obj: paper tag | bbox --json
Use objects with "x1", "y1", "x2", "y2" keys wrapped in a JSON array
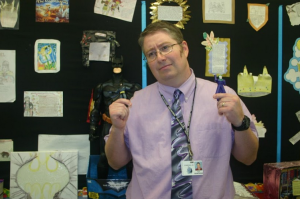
[{"x1": 181, "y1": 160, "x2": 203, "y2": 176}]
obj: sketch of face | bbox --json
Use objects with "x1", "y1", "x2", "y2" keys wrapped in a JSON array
[
  {"x1": 24, "y1": 97, "x2": 30, "y2": 103},
  {"x1": 2, "y1": 61, "x2": 9, "y2": 72}
]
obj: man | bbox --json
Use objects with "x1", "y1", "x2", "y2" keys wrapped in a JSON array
[
  {"x1": 106, "y1": 21, "x2": 259, "y2": 198},
  {"x1": 195, "y1": 162, "x2": 202, "y2": 171}
]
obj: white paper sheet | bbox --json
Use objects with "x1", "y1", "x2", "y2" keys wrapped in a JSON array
[
  {"x1": 89, "y1": 42, "x2": 110, "y2": 62},
  {"x1": 158, "y1": 6, "x2": 183, "y2": 21},
  {"x1": 38, "y1": 134, "x2": 90, "y2": 175},
  {"x1": 94, "y1": 0, "x2": 137, "y2": 22},
  {"x1": 204, "y1": 0, "x2": 233, "y2": 22},
  {"x1": 24, "y1": 91, "x2": 63, "y2": 117},
  {"x1": 10, "y1": 151, "x2": 78, "y2": 199},
  {"x1": 0, "y1": 50, "x2": 16, "y2": 102},
  {"x1": 0, "y1": 139, "x2": 13, "y2": 161}
]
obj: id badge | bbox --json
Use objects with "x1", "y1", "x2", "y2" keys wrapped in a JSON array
[{"x1": 181, "y1": 160, "x2": 203, "y2": 176}]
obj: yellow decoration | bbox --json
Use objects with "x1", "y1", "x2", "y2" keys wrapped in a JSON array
[
  {"x1": 238, "y1": 66, "x2": 272, "y2": 97},
  {"x1": 149, "y1": 0, "x2": 191, "y2": 29},
  {"x1": 297, "y1": 40, "x2": 300, "y2": 51}
]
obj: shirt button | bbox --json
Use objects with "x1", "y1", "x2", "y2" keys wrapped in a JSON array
[
  {"x1": 168, "y1": 99, "x2": 171, "y2": 102},
  {"x1": 185, "y1": 97, "x2": 188, "y2": 100}
]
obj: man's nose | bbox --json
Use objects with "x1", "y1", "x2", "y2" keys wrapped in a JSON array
[{"x1": 156, "y1": 51, "x2": 166, "y2": 60}]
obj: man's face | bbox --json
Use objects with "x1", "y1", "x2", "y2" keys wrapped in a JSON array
[
  {"x1": 197, "y1": 163, "x2": 201, "y2": 169},
  {"x1": 2, "y1": 64, "x2": 8, "y2": 72},
  {"x1": 143, "y1": 31, "x2": 190, "y2": 88}
]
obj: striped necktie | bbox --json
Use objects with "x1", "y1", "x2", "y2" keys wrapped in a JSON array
[{"x1": 171, "y1": 89, "x2": 193, "y2": 199}]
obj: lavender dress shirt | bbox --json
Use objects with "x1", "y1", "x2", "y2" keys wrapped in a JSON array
[{"x1": 106, "y1": 70, "x2": 258, "y2": 199}]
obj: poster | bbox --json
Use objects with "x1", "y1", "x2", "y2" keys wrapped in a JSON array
[
  {"x1": 24, "y1": 91, "x2": 63, "y2": 117},
  {"x1": 36, "y1": 0, "x2": 69, "y2": 23},
  {"x1": 94, "y1": 0, "x2": 137, "y2": 22},
  {"x1": 10, "y1": 151, "x2": 78, "y2": 199},
  {"x1": 0, "y1": 50, "x2": 16, "y2": 102}
]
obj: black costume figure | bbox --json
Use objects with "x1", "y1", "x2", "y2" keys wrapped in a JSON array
[{"x1": 89, "y1": 56, "x2": 142, "y2": 179}]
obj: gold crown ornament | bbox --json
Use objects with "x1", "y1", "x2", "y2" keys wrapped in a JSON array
[{"x1": 237, "y1": 66, "x2": 272, "y2": 97}]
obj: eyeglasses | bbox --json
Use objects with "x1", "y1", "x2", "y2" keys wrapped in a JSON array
[{"x1": 143, "y1": 43, "x2": 181, "y2": 62}]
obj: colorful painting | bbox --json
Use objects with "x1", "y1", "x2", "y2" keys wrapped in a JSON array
[
  {"x1": 36, "y1": 0, "x2": 69, "y2": 23},
  {"x1": 94, "y1": 0, "x2": 137, "y2": 22},
  {"x1": 10, "y1": 151, "x2": 78, "y2": 199},
  {"x1": 34, "y1": 39, "x2": 60, "y2": 73}
]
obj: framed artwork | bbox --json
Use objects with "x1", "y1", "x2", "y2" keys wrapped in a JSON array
[
  {"x1": 202, "y1": 0, "x2": 235, "y2": 24},
  {"x1": 149, "y1": 0, "x2": 191, "y2": 29},
  {"x1": 247, "y1": 3, "x2": 269, "y2": 31},
  {"x1": 34, "y1": 39, "x2": 60, "y2": 73},
  {"x1": 10, "y1": 151, "x2": 78, "y2": 199},
  {"x1": 205, "y1": 38, "x2": 231, "y2": 77}
]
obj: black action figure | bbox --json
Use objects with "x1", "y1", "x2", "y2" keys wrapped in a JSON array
[{"x1": 89, "y1": 56, "x2": 142, "y2": 179}]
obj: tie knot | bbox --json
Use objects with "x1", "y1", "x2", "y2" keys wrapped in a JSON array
[{"x1": 173, "y1": 89, "x2": 182, "y2": 100}]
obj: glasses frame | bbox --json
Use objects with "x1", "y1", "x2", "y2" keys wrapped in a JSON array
[{"x1": 143, "y1": 43, "x2": 181, "y2": 63}]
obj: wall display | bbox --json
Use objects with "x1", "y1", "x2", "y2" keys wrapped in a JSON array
[
  {"x1": 34, "y1": 39, "x2": 60, "y2": 73},
  {"x1": 80, "y1": 30, "x2": 119, "y2": 67},
  {"x1": 237, "y1": 66, "x2": 272, "y2": 97},
  {"x1": 0, "y1": 0, "x2": 20, "y2": 29},
  {"x1": 10, "y1": 151, "x2": 78, "y2": 199},
  {"x1": 149, "y1": 0, "x2": 191, "y2": 29},
  {"x1": 286, "y1": 2, "x2": 300, "y2": 26},
  {"x1": 23, "y1": 91, "x2": 63, "y2": 117},
  {"x1": 35, "y1": 0, "x2": 69, "y2": 23},
  {"x1": 38, "y1": 134, "x2": 90, "y2": 175},
  {"x1": 202, "y1": 0, "x2": 235, "y2": 24},
  {"x1": 205, "y1": 38, "x2": 230, "y2": 77},
  {"x1": 289, "y1": 110, "x2": 300, "y2": 145},
  {"x1": 0, "y1": 50, "x2": 15, "y2": 103},
  {"x1": 247, "y1": 3, "x2": 269, "y2": 31},
  {"x1": 284, "y1": 38, "x2": 300, "y2": 93},
  {"x1": 0, "y1": 139, "x2": 13, "y2": 162},
  {"x1": 94, "y1": 0, "x2": 137, "y2": 22},
  {"x1": 201, "y1": 31, "x2": 219, "y2": 52},
  {"x1": 251, "y1": 115, "x2": 267, "y2": 138}
]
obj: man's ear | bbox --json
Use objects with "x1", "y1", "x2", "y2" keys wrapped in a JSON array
[{"x1": 181, "y1": 41, "x2": 189, "y2": 57}]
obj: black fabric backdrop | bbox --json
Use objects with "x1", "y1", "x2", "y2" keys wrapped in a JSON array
[{"x1": 0, "y1": 0, "x2": 300, "y2": 190}]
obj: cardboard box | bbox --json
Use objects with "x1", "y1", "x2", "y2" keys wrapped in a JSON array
[
  {"x1": 86, "y1": 155, "x2": 130, "y2": 199},
  {"x1": 264, "y1": 161, "x2": 300, "y2": 199}
]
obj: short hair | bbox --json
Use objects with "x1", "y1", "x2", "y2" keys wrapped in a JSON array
[
  {"x1": 2, "y1": 60, "x2": 9, "y2": 67},
  {"x1": 138, "y1": 21, "x2": 184, "y2": 51}
]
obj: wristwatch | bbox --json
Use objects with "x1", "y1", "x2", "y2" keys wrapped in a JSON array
[{"x1": 231, "y1": 115, "x2": 250, "y2": 131}]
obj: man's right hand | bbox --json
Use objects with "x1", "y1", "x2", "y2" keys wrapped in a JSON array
[{"x1": 109, "y1": 98, "x2": 132, "y2": 131}]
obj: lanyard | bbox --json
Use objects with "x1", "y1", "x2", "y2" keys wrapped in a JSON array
[{"x1": 159, "y1": 78, "x2": 197, "y2": 160}]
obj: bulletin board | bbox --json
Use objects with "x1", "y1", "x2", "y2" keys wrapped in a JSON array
[{"x1": 0, "y1": 0, "x2": 300, "y2": 190}]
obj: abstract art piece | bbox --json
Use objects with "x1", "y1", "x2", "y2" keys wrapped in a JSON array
[{"x1": 10, "y1": 151, "x2": 78, "y2": 199}]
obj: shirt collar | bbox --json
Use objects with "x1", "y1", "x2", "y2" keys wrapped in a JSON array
[{"x1": 158, "y1": 69, "x2": 196, "y2": 102}]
